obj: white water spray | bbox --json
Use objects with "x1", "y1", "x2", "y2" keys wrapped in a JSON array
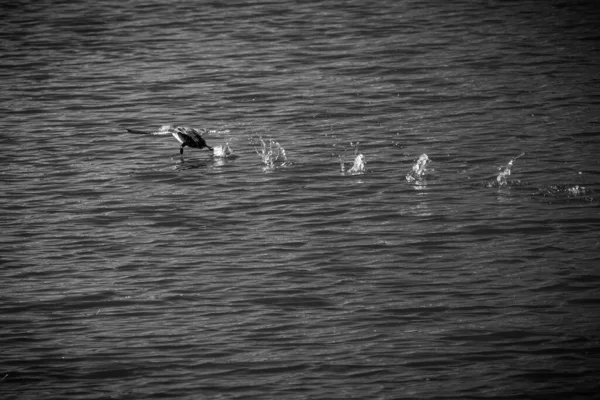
[
  {"x1": 537, "y1": 184, "x2": 593, "y2": 199},
  {"x1": 207, "y1": 129, "x2": 231, "y2": 135},
  {"x1": 406, "y1": 154, "x2": 430, "y2": 182},
  {"x1": 212, "y1": 139, "x2": 234, "y2": 158},
  {"x1": 254, "y1": 137, "x2": 287, "y2": 171},
  {"x1": 348, "y1": 154, "x2": 366, "y2": 174},
  {"x1": 339, "y1": 142, "x2": 365, "y2": 175},
  {"x1": 496, "y1": 152, "x2": 525, "y2": 186}
]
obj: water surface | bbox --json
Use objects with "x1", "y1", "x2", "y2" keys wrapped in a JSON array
[{"x1": 1, "y1": 1, "x2": 599, "y2": 398}]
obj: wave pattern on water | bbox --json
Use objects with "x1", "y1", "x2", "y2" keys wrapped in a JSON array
[{"x1": 1, "y1": 0, "x2": 600, "y2": 399}]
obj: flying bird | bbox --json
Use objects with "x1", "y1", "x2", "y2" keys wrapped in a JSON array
[{"x1": 126, "y1": 125, "x2": 214, "y2": 156}]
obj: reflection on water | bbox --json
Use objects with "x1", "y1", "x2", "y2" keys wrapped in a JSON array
[
  {"x1": 172, "y1": 157, "x2": 209, "y2": 171},
  {"x1": 402, "y1": 200, "x2": 433, "y2": 217}
]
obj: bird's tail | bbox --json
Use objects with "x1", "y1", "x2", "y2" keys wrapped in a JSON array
[{"x1": 126, "y1": 128, "x2": 151, "y2": 135}]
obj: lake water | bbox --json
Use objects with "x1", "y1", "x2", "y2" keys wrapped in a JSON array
[{"x1": 1, "y1": 1, "x2": 599, "y2": 398}]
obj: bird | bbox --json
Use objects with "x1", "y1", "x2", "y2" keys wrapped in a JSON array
[{"x1": 126, "y1": 125, "x2": 214, "y2": 156}]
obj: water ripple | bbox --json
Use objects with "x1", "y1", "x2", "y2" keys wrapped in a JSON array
[{"x1": 2, "y1": 0, "x2": 600, "y2": 398}]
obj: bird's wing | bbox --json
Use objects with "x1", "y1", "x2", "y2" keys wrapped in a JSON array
[
  {"x1": 145, "y1": 125, "x2": 209, "y2": 144},
  {"x1": 150, "y1": 125, "x2": 176, "y2": 135},
  {"x1": 171, "y1": 130, "x2": 186, "y2": 144},
  {"x1": 187, "y1": 131, "x2": 206, "y2": 145},
  {"x1": 153, "y1": 126, "x2": 189, "y2": 143}
]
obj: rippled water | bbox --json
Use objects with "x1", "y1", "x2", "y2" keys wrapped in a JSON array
[{"x1": 2, "y1": 1, "x2": 600, "y2": 398}]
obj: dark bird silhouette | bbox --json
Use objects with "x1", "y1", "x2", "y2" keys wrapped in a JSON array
[{"x1": 126, "y1": 125, "x2": 213, "y2": 156}]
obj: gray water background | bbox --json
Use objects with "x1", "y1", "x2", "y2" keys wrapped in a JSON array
[{"x1": 1, "y1": 0, "x2": 599, "y2": 398}]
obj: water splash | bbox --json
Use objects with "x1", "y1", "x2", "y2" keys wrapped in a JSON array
[
  {"x1": 212, "y1": 139, "x2": 234, "y2": 158},
  {"x1": 536, "y1": 184, "x2": 594, "y2": 200},
  {"x1": 348, "y1": 154, "x2": 366, "y2": 174},
  {"x1": 207, "y1": 129, "x2": 231, "y2": 135},
  {"x1": 567, "y1": 185, "x2": 590, "y2": 197},
  {"x1": 339, "y1": 142, "x2": 365, "y2": 175},
  {"x1": 496, "y1": 152, "x2": 525, "y2": 187},
  {"x1": 406, "y1": 154, "x2": 430, "y2": 182},
  {"x1": 254, "y1": 137, "x2": 287, "y2": 171}
]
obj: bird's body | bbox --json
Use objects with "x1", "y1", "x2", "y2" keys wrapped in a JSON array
[{"x1": 126, "y1": 125, "x2": 213, "y2": 156}]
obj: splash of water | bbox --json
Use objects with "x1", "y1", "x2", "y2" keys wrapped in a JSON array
[
  {"x1": 348, "y1": 154, "x2": 366, "y2": 174},
  {"x1": 567, "y1": 185, "x2": 589, "y2": 196},
  {"x1": 496, "y1": 152, "x2": 525, "y2": 186},
  {"x1": 537, "y1": 184, "x2": 593, "y2": 198},
  {"x1": 254, "y1": 137, "x2": 287, "y2": 170},
  {"x1": 207, "y1": 129, "x2": 230, "y2": 135},
  {"x1": 212, "y1": 139, "x2": 233, "y2": 158},
  {"x1": 406, "y1": 154, "x2": 430, "y2": 182},
  {"x1": 339, "y1": 142, "x2": 365, "y2": 175}
]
